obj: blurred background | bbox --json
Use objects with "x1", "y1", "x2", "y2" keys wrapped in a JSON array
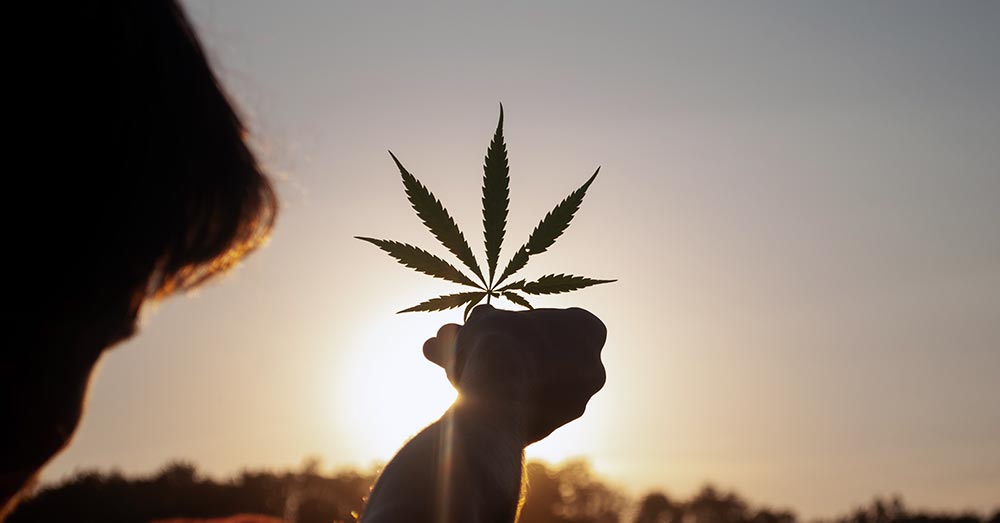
[{"x1": 32, "y1": 1, "x2": 999, "y2": 521}]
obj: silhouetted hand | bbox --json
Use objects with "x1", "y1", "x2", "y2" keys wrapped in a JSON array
[{"x1": 423, "y1": 304, "x2": 607, "y2": 444}]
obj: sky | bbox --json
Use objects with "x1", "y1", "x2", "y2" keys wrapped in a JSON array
[{"x1": 47, "y1": 1, "x2": 999, "y2": 518}]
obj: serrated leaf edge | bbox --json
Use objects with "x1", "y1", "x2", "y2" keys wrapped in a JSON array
[
  {"x1": 356, "y1": 236, "x2": 483, "y2": 289},
  {"x1": 398, "y1": 292, "x2": 486, "y2": 314},
  {"x1": 521, "y1": 273, "x2": 616, "y2": 295},
  {"x1": 390, "y1": 151, "x2": 487, "y2": 286}
]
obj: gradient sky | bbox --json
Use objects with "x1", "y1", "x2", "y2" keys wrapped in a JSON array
[{"x1": 47, "y1": 1, "x2": 999, "y2": 518}]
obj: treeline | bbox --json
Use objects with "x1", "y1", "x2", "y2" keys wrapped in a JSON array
[{"x1": 8, "y1": 459, "x2": 999, "y2": 523}]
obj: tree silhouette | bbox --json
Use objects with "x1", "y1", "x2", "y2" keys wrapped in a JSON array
[
  {"x1": 634, "y1": 492, "x2": 682, "y2": 523},
  {"x1": 7, "y1": 459, "x2": 997, "y2": 523},
  {"x1": 519, "y1": 460, "x2": 625, "y2": 523}
]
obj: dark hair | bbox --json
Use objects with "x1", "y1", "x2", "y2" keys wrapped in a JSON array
[
  {"x1": 2, "y1": 2, "x2": 277, "y2": 514},
  {"x1": 102, "y1": 0, "x2": 277, "y2": 298},
  {"x1": 48, "y1": 0, "x2": 278, "y2": 340}
]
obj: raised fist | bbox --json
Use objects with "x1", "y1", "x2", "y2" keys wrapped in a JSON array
[{"x1": 423, "y1": 304, "x2": 607, "y2": 444}]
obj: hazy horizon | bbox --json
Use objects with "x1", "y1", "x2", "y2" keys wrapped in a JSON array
[{"x1": 46, "y1": 1, "x2": 999, "y2": 518}]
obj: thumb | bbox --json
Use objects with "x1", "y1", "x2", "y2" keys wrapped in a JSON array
[{"x1": 423, "y1": 323, "x2": 462, "y2": 382}]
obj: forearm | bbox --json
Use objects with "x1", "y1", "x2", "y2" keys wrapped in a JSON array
[{"x1": 361, "y1": 399, "x2": 525, "y2": 523}]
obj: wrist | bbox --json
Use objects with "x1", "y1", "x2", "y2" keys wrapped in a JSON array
[
  {"x1": 451, "y1": 395, "x2": 528, "y2": 449},
  {"x1": 444, "y1": 398, "x2": 526, "y2": 518}
]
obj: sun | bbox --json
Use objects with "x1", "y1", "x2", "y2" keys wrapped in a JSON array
[
  {"x1": 333, "y1": 301, "x2": 603, "y2": 467},
  {"x1": 336, "y1": 310, "x2": 460, "y2": 461}
]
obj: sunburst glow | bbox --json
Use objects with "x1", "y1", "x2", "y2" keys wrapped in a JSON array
[{"x1": 336, "y1": 311, "x2": 459, "y2": 461}]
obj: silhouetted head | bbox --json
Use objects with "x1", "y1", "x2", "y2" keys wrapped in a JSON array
[{"x1": 2, "y1": 0, "x2": 277, "y2": 516}]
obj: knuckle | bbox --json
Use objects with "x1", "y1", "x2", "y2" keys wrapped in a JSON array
[
  {"x1": 465, "y1": 304, "x2": 497, "y2": 324},
  {"x1": 590, "y1": 353, "x2": 607, "y2": 383},
  {"x1": 423, "y1": 338, "x2": 439, "y2": 362},
  {"x1": 567, "y1": 308, "x2": 608, "y2": 348},
  {"x1": 436, "y1": 323, "x2": 460, "y2": 339},
  {"x1": 591, "y1": 365, "x2": 607, "y2": 393}
]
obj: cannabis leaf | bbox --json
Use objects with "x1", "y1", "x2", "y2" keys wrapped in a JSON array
[
  {"x1": 399, "y1": 292, "x2": 487, "y2": 314},
  {"x1": 354, "y1": 237, "x2": 482, "y2": 289},
  {"x1": 391, "y1": 151, "x2": 487, "y2": 286},
  {"x1": 359, "y1": 105, "x2": 614, "y2": 319},
  {"x1": 482, "y1": 104, "x2": 510, "y2": 287},
  {"x1": 501, "y1": 291, "x2": 533, "y2": 310},
  {"x1": 522, "y1": 274, "x2": 615, "y2": 295},
  {"x1": 494, "y1": 169, "x2": 598, "y2": 286}
]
